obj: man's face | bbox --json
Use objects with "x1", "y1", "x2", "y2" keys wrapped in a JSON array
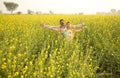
[{"x1": 60, "y1": 20, "x2": 64, "y2": 25}]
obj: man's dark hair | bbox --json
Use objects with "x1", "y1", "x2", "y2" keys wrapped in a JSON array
[
  {"x1": 60, "y1": 19, "x2": 64, "y2": 23},
  {"x1": 59, "y1": 19, "x2": 65, "y2": 26}
]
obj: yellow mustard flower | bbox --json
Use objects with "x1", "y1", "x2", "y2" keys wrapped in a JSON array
[
  {"x1": 29, "y1": 61, "x2": 33, "y2": 66},
  {"x1": 1, "y1": 64, "x2": 7, "y2": 69},
  {"x1": 2, "y1": 58, "x2": 6, "y2": 62},
  {"x1": 10, "y1": 45, "x2": 15, "y2": 50},
  {"x1": 20, "y1": 75, "x2": 24, "y2": 78},
  {"x1": 33, "y1": 72, "x2": 37, "y2": 77}
]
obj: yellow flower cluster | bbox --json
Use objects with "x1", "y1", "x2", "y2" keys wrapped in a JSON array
[{"x1": 0, "y1": 14, "x2": 119, "y2": 78}]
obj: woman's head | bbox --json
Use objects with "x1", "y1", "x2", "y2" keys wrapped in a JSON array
[{"x1": 66, "y1": 21, "x2": 71, "y2": 29}]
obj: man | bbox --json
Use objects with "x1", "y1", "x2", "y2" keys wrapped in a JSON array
[{"x1": 40, "y1": 19, "x2": 88, "y2": 40}]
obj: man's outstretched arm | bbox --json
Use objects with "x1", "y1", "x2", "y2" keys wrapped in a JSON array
[{"x1": 40, "y1": 24, "x2": 59, "y2": 31}]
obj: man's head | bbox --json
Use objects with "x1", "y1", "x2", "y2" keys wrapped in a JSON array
[{"x1": 60, "y1": 19, "x2": 65, "y2": 26}]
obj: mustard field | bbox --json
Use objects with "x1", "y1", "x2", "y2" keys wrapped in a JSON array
[{"x1": 0, "y1": 15, "x2": 120, "y2": 78}]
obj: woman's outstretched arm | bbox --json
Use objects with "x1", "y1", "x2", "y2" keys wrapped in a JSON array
[
  {"x1": 73, "y1": 23, "x2": 88, "y2": 33},
  {"x1": 71, "y1": 23, "x2": 88, "y2": 29}
]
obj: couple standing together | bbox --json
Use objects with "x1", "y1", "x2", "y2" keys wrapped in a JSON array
[{"x1": 41, "y1": 19, "x2": 88, "y2": 40}]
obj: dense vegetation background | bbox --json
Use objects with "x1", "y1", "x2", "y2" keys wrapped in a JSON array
[{"x1": 0, "y1": 15, "x2": 120, "y2": 78}]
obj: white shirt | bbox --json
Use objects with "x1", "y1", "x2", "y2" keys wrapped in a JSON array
[{"x1": 60, "y1": 27, "x2": 74, "y2": 40}]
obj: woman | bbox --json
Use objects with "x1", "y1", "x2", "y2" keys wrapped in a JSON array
[{"x1": 40, "y1": 19, "x2": 88, "y2": 40}]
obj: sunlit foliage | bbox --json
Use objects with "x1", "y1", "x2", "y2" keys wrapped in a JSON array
[{"x1": 0, "y1": 15, "x2": 120, "y2": 78}]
